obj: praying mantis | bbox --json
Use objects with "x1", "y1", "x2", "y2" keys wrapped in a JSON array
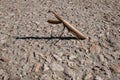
[{"x1": 48, "y1": 10, "x2": 87, "y2": 40}]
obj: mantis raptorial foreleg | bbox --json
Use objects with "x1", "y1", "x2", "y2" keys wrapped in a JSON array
[{"x1": 48, "y1": 10, "x2": 87, "y2": 40}]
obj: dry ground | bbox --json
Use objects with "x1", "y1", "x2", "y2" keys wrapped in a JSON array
[{"x1": 0, "y1": 0, "x2": 120, "y2": 80}]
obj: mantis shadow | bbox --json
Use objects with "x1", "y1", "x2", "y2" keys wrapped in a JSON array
[{"x1": 16, "y1": 36, "x2": 80, "y2": 40}]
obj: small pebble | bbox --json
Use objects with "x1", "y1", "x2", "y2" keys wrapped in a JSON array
[
  {"x1": 57, "y1": 52, "x2": 64, "y2": 57},
  {"x1": 68, "y1": 54, "x2": 77, "y2": 60},
  {"x1": 105, "y1": 68, "x2": 111, "y2": 78},
  {"x1": 98, "y1": 54, "x2": 105, "y2": 62},
  {"x1": 64, "y1": 67, "x2": 75, "y2": 77},
  {"x1": 101, "y1": 43, "x2": 108, "y2": 48},
  {"x1": 43, "y1": 64, "x2": 49, "y2": 71},
  {"x1": 84, "y1": 73, "x2": 93, "y2": 80},
  {"x1": 53, "y1": 54, "x2": 62, "y2": 62},
  {"x1": 95, "y1": 75, "x2": 103, "y2": 80},
  {"x1": 50, "y1": 62, "x2": 64, "y2": 72},
  {"x1": 45, "y1": 56, "x2": 52, "y2": 63},
  {"x1": 110, "y1": 65, "x2": 120, "y2": 73},
  {"x1": 0, "y1": 69, "x2": 4, "y2": 75},
  {"x1": 32, "y1": 63, "x2": 41, "y2": 73},
  {"x1": 0, "y1": 57, "x2": 9, "y2": 62},
  {"x1": 67, "y1": 61, "x2": 76, "y2": 68},
  {"x1": 90, "y1": 44, "x2": 101, "y2": 54},
  {"x1": 0, "y1": 37, "x2": 7, "y2": 44}
]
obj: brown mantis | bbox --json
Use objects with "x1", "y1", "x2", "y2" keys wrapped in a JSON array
[{"x1": 48, "y1": 10, "x2": 87, "y2": 40}]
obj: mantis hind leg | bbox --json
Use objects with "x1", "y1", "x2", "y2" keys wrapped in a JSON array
[{"x1": 52, "y1": 25, "x2": 65, "y2": 45}]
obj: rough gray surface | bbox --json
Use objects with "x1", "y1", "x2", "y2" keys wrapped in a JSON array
[{"x1": 0, "y1": 0, "x2": 120, "y2": 80}]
